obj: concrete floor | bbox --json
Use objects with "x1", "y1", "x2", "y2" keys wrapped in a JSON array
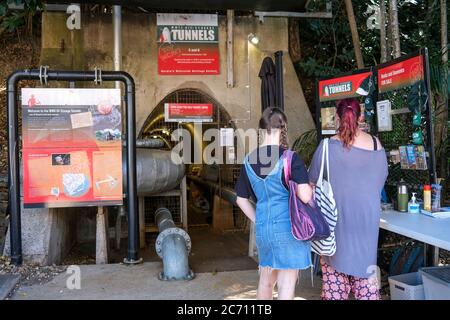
[
  {"x1": 11, "y1": 262, "x2": 322, "y2": 300},
  {"x1": 67, "y1": 226, "x2": 257, "y2": 273},
  {"x1": 28, "y1": 226, "x2": 321, "y2": 300}
]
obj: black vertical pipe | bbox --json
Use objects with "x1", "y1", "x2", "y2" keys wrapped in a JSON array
[
  {"x1": 371, "y1": 69, "x2": 379, "y2": 136},
  {"x1": 7, "y1": 72, "x2": 22, "y2": 265},
  {"x1": 274, "y1": 51, "x2": 284, "y2": 110},
  {"x1": 6, "y1": 69, "x2": 140, "y2": 265},
  {"x1": 123, "y1": 75, "x2": 140, "y2": 263},
  {"x1": 422, "y1": 48, "x2": 438, "y2": 266}
]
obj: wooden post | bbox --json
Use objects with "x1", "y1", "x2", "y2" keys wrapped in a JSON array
[
  {"x1": 344, "y1": 0, "x2": 365, "y2": 68},
  {"x1": 181, "y1": 176, "x2": 188, "y2": 231},
  {"x1": 248, "y1": 221, "x2": 256, "y2": 258},
  {"x1": 288, "y1": 18, "x2": 302, "y2": 63},
  {"x1": 389, "y1": 0, "x2": 401, "y2": 58},
  {"x1": 226, "y1": 10, "x2": 234, "y2": 88},
  {"x1": 438, "y1": 0, "x2": 448, "y2": 180},
  {"x1": 115, "y1": 206, "x2": 122, "y2": 250},
  {"x1": 139, "y1": 197, "x2": 146, "y2": 249},
  {"x1": 96, "y1": 206, "x2": 109, "y2": 264},
  {"x1": 212, "y1": 194, "x2": 234, "y2": 232},
  {"x1": 379, "y1": 0, "x2": 387, "y2": 63}
]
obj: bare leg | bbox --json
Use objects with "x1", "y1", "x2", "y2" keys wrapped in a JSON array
[
  {"x1": 257, "y1": 267, "x2": 278, "y2": 300},
  {"x1": 276, "y1": 269, "x2": 298, "y2": 300}
]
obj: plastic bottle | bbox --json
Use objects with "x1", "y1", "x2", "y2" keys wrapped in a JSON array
[
  {"x1": 408, "y1": 193, "x2": 420, "y2": 214},
  {"x1": 397, "y1": 180, "x2": 408, "y2": 212},
  {"x1": 431, "y1": 184, "x2": 442, "y2": 212},
  {"x1": 423, "y1": 185, "x2": 432, "y2": 212}
]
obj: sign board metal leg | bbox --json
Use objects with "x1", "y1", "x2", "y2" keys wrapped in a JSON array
[{"x1": 96, "y1": 206, "x2": 109, "y2": 264}]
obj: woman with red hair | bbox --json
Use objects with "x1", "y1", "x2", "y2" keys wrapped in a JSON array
[{"x1": 309, "y1": 98, "x2": 388, "y2": 300}]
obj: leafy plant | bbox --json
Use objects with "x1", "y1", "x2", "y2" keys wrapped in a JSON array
[
  {"x1": 292, "y1": 129, "x2": 318, "y2": 168},
  {"x1": 296, "y1": 0, "x2": 448, "y2": 190},
  {"x1": 2, "y1": 10, "x2": 23, "y2": 31},
  {"x1": 0, "y1": 0, "x2": 44, "y2": 35}
]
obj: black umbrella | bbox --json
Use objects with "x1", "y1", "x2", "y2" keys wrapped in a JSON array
[{"x1": 258, "y1": 56, "x2": 277, "y2": 113}]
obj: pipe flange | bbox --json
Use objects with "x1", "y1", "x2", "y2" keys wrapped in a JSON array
[
  {"x1": 155, "y1": 227, "x2": 192, "y2": 258},
  {"x1": 158, "y1": 269, "x2": 195, "y2": 281}
]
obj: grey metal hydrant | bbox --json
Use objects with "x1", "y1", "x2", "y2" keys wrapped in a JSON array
[{"x1": 154, "y1": 207, "x2": 194, "y2": 281}]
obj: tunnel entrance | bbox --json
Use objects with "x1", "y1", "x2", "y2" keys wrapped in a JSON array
[{"x1": 135, "y1": 89, "x2": 256, "y2": 273}]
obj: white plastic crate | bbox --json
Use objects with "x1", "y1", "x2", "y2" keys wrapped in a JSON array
[
  {"x1": 420, "y1": 266, "x2": 450, "y2": 300},
  {"x1": 388, "y1": 272, "x2": 425, "y2": 300}
]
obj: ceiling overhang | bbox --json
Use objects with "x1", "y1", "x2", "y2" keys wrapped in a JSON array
[{"x1": 45, "y1": 0, "x2": 308, "y2": 12}]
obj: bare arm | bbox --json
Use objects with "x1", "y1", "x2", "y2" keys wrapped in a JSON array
[
  {"x1": 296, "y1": 183, "x2": 313, "y2": 204},
  {"x1": 236, "y1": 196, "x2": 256, "y2": 223}
]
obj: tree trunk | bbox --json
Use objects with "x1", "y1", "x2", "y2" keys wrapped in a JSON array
[
  {"x1": 441, "y1": 0, "x2": 448, "y2": 64},
  {"x1": 438, "y1": 0, "x2": 448, "y2": 179},
  {"x1": 386, "y1": 4, "x2": 393, "y2": 61},
  {"x1": 389, "y1": 0, "x2": 401, "y2": 58},
  {"x1": 380, "y1": 0, "x2": 388, "y2": 63},
  {"x1": 288, "y1": 18, "x2": 302, "y2": 64},
  {"x1": 344, "y1": 0, "x2": 364, "y2": 68}
]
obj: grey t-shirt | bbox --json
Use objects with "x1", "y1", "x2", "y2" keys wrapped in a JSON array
[{"x1": 309, "y1": 138, "x2": 388, "y2": 278}]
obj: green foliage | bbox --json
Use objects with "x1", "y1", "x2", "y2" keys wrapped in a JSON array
[
  {"x1": 297, "y1": 0, "x2": 446, "y2": 92},
  {"x1": 2, "y1": 10, "x2": 25, "y2": 31},
  {"x1": 0, "y1": 0, "x2": 44, "y2": 33},
  {"x1": 292, "y1": 129, "x2": 317, "y2": 167},
  {"x1": 295, "y1": 0, "x2": 448, "y2": 181},
  {"x1": 430, "y1": 63, "x2": 450, "y2": 97}
]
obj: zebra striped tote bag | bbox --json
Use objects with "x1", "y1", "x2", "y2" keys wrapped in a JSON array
[{"x1": 311, "y1": 138, "x2": 338, "y2": 256}]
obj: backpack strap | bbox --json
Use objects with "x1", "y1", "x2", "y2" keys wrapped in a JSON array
[
  {"x1": 371, "y1": 135, "x2": 378, "y2": 151},
  {"x1": 317, "y1": 138, "x2": 329, "y2": 185},
  {"x1": 282, "y1": 149, "x2": 294, "y2": 185}
]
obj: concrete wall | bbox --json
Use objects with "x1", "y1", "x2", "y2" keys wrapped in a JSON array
[
  {"x1": 3, "y1": 206, "x2": 77, "y2": 265},
  {"x1": 3, "y1": 164, "x2": 77, "y2": 265},
  {"x1": 41, "y1": 11, "x2": 314, "y2": 144}
]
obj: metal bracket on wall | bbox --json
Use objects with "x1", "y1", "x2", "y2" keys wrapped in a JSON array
[
  {"x1": 254, "y1": 1, "x2": 332, "y2": 23},
  {"x1": 39, "y1": 66, "x2": 49, "y2": 86},
  {"x1": 94, "y1": 67, "x2": 103, "y2": 85}
]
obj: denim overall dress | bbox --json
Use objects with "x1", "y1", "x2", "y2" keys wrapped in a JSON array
[{"x1": 244, "y1": 154, "x2": 312, "y2": 270}]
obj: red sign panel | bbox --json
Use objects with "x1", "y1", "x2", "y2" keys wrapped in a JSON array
[
  {"x1": 21, "y1": 88, "x2": 123, "y2": 208},
  {"x1": 164, "y1": 103, "x2": 213, "y2": 122},
  {"x1": 377, "y1": 55, "x2": 424, "y2": 93},
  {"x1": 318, "y1": 71, "x2": 373, "y2": 102},
  {"x1": 157, "y1": 13, "x2": 220, "y2": 75}
]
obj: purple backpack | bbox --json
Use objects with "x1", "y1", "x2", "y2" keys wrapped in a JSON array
[{"x1": 283, "y1": 150, "x2": 331, "y2": 241}]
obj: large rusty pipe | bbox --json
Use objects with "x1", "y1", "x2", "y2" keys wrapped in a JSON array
[
  {"x1": 136, "y1": 149, "x2": 185, "y2": 195},
  {"x1": 123, "y1": 149, "x2": 185, "y2": 195}
]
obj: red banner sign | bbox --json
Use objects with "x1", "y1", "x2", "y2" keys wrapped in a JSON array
[
  {"x1": 318, "y1": 72, "x2": 373, "y2": 102},
  {"x1": 164, "y1": 103, "x2": 213, "y2": 122},
  {"x1": 157, "y1": 13, "x2": 220, "y2": 75},
  {"x1": 21, "y1": 88, "x2": 123, "y2": 208},
  {"x1": 377, "y1": 55, "x2": 424, "y2": 93}
]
